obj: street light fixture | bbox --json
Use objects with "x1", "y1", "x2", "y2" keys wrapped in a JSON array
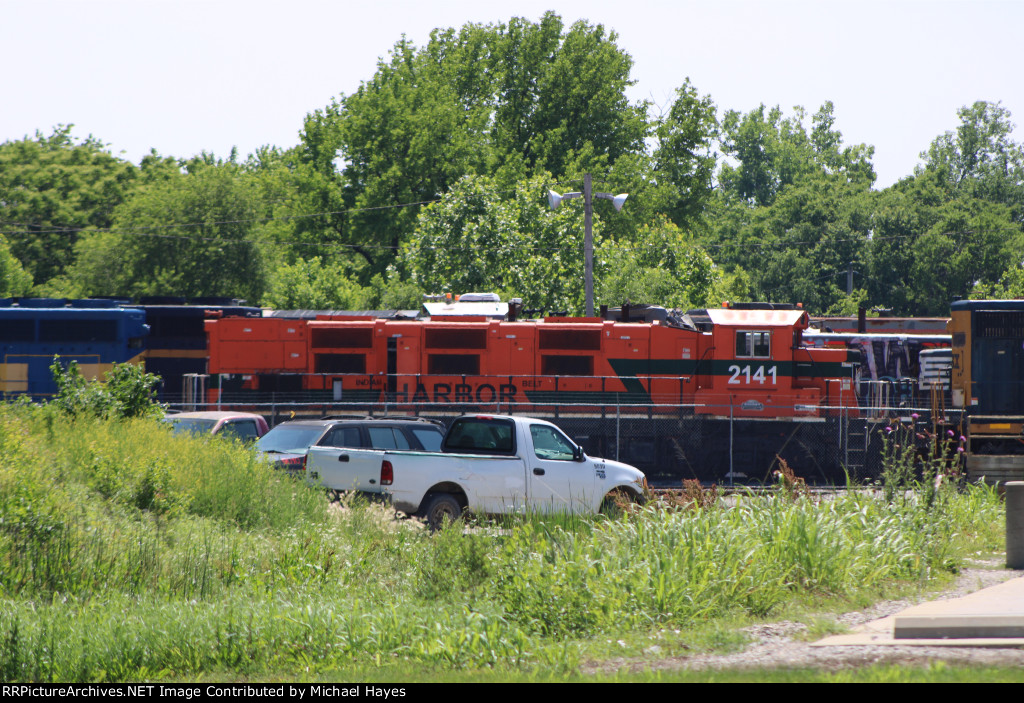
[{"x1": 546, "y1": 173, "x2": 628, "y2": 317}]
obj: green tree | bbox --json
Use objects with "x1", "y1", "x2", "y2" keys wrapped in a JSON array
[
  {"x1": 69, "y1": 161, "x2": 266, "y2": 302},
  {"x1": 487, "y1": 14, "x2": 648, "y2": 179},
  {"x1": 299, "y1": 27, "x2": 494, "y2": 277},
  {"x1": 706, "y1": 265, "x2": 754, "y2": 307},
  {"x1": 598, "y1": 217, "x2": 715, "y2": 309},
  {"x1": 825, "y1": 288, "x2": 870, "y2": 316},
  {"x1": 869, "y1": 102, "x2": 1024, "y2": 314},
  {"x1": 707, "y1": 171, "x2": 874, "y2": 313},
  {"x1": 366, "y1": 272, "x2": 424, "y2": 310},
  {"x1": 920, "y1": 101, "x2": 1024, "y2": 222},
  {"x1": 971, "y1": 263, "x2": 1024, "y2": 299},
  {"x1": 588, "y1": 79, "x2": 719, "y2": 246},
  {"x1": 717, "y1": 102, "x2": 875, "y2": 207},
  {"x1": 51, "y1": 358, "x2": 163, "y2": 419},
  {"x1": 402, "y1": 173, "x2": 592, "y2": 314},
  {"x1": 261, "y1": 256, "x2": 373, "y2": 310},
  {"x1": 239, "y1": 144, "x2": 347, "y2": 273},
  {"x1": 865, "y1": 169, "x2": 1022, "y2": 315},
  {"x1": 705, "y1": 102, "x2": 877, "y2": 312},
  {"x1": 0, "y1": 126, "x2": 137, "y2": 286},
  {"x1": 651, "y1": 79, "x2": 719, "y2": 231},
  {"x1": 0, "y1": 234, "x2": 32, "y2": 296},
  {"x1": 297, "y1": 13, "x2": 653, "y2": 280},
  {"x1": 909, "y1": 199, "x2": 1019, "y2": 314}
]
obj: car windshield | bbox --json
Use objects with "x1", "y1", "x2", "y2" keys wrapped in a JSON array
[
  {"x1": 166, "y1": 417, "x2": 217, "y2": 435},
  {"x1": 256, "y1": 426, "x2": 325, "y2": 454}
]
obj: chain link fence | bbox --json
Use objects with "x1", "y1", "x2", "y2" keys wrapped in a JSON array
[{"x1": 174, "y1": 375, "x2": 962, "y2": 487}]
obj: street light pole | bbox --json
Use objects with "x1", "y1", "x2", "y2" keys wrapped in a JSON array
[
  {"x1": 547, "y1": 174, "x2": 627, "y2": 318},
  {"x1": 583, "y1": 173, "x2": 594, "y2": 318}
]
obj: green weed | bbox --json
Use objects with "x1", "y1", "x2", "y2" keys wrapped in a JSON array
[{"x1": 0, "y1": 401, "x2": 1008, "y2": 682}]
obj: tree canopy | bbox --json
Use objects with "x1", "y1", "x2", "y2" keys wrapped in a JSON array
[
  {"x1": 920, "y1": 100, "x2": 1024, "y2": 222},
  {"x1": 402, "y1": 173, "x2": 592, "y2": 313},
  {"x1": 69, "y1": 161, "x2": 266, "y2": 302},
  {"x1": 0, "y1": 126, "x2": 137, "y2": 287},
  {"x1": 0, "y1": 234, "x2": 32, "y2": 297},
  {"x1": 296, "y1": 12, "x2": 715, "y2": 283}
]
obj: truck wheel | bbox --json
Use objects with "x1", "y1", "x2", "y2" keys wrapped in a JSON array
[
  {"x1": 422, "y1": 493, "x2": 463, "y2": 531},
  {"x1": 601, "y1": 490, "x2": 641, "y2": 519}
]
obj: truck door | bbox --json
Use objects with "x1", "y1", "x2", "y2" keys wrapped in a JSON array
[{"x1": 526, "y1": 423, "x2": 598, "y2": 513}]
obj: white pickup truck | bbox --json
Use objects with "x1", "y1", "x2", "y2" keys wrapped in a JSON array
[{"x1": 381, "y1": 414, "x2": 647, "y2": 529}]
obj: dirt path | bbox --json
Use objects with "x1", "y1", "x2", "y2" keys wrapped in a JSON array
[{"x1": 586, "y1": 561, "x2": 1024, "y2": 675}]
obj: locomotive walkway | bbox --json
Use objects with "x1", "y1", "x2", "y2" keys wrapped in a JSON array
[{"x1": 814, "y1": 574, "x2": 1024, "y2": 646}]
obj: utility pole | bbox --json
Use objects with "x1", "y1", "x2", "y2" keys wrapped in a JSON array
[
  {"x1": 583, "y1": 173, "x2": 594, "y2": 318},
  {"x1": 547, "y1": 175, "x2": 628, "y2": 317}
]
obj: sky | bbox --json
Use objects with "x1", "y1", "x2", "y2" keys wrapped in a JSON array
[{"x1": 3, "y1": 0, "x2": 1022, "y2": 189}]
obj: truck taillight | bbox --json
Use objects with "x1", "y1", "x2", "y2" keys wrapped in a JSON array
[
  {"x1": 380, "y1": 460, "x2": 393, "y2": 486},
  {"x1": 279, "y1": 455, "x2": 306, "y2": 472}
]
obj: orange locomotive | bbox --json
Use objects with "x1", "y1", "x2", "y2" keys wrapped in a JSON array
[{"x1": 204, "y1": 302, "x2": 857, "y2": 420}]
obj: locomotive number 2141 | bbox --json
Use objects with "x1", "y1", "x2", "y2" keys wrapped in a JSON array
[{"x1": 727, "y1": 364, "x2": 777, "y2": 385}]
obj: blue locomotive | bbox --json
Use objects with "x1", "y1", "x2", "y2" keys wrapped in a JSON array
[
  {"x1": 0, "y1": 299, "x2": 148, "y2": 398},
  {"x1": 0, "y1": 298, "x2": 260, "y2": 401}
]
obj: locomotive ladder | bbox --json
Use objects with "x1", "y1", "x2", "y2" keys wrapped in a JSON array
[{"x1": 842, "y1": 412, "x2": 869, "y2": 480}]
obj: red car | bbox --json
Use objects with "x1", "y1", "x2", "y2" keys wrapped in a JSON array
[{"x1": 164, "y1": 411, "x2": 269, "y2": 442}]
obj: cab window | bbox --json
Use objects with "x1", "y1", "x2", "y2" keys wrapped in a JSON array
[
  {"x1": 411, "y1": 427, "x2": 443, "y2": 452},
  {"x1": 736, "y1": 330, "x2": 770, "y2": 358},
  {"x1": 530, "y1": 424, "x2": 576, "y2": 461}
]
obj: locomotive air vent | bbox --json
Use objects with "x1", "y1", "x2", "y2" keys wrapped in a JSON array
[{"x1": 539, "y1": 329, "x2": 601, "y2": 350}]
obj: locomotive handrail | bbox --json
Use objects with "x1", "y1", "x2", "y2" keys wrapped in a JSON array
[{"x1": 169, "y1": 398, "x2": 948, "y2": 420}]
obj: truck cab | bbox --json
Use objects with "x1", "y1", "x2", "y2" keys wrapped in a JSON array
[{"x1": 384, "y1": 414, "x2": 647, "y2": 529}]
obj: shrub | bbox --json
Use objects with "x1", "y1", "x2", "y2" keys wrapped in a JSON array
[{"x1": 50, "y1": 358, "x2": 163, "y2": 419}]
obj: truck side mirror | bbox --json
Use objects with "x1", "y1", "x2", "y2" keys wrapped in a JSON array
[{"x1": 573, "y1": 445, "x2": 585, "y2": 462}]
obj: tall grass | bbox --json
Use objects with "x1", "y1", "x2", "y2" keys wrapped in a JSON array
[
  {"x1": 0, "y1": 403, "x2": 1007, "y2": 681},
  {"x1": 490, "y1": 483, "x2": 1003, "y2": 638},
  {"x1": 0, "y1": 404, "x2": 327, "y2": 598}
]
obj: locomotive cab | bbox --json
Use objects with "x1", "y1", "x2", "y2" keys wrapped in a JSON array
[{"x1": 691, "y1": 306, "x2": 853, "y2": 418}]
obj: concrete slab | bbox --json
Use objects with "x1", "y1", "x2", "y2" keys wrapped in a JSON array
[
  {"x1": 813, "y1": 575, "x2": 1024, "y2": 648},
  {"x1": 894, "y1": 577, "x2": 1024, "y2": 639}
]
